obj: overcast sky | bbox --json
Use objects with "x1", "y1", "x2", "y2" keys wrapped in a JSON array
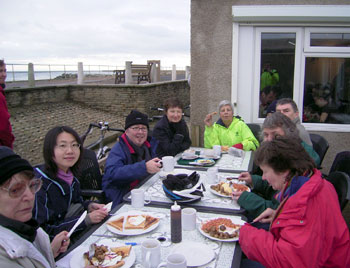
[{"x1": 1, "y1": 0, "x2": 190, "y2": 69}]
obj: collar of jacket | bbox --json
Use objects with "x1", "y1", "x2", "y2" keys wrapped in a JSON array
[
  {"x1": 121, "y1": 133, "x2": 151, "y2": 154},
  {"x1": 293, "y1": 116, "x2": 301, "y2": 124},
  {"x1": 216, "y1": 116, "x2": 242, "y2": 128}
]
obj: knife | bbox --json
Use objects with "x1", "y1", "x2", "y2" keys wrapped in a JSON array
[{"x1": 68, "y1": 210, "x2": 87, "y2": 237}]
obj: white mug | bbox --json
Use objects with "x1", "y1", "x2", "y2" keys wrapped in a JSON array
[
  {"x1": 131, "y1": 189, "x2": 151, "y2": 208},
  {"x1": 206, "y1": 166, "x2": 219, "y2": 184},
  {"x1": 212, "y1": 145, "x2": 221, "y2": 157},
  {"x1": 157, "y1": 253, "x2": 187, "y2": 268},
  {"x1": 162, "y1": 156, "x2": 175, "y2": 172},
  {"x1": 142, "y1": 239, "x2": 161, "y2": 268},
  {"x1": 182, "y1": 207, "x2": 197, "y2": 231}
]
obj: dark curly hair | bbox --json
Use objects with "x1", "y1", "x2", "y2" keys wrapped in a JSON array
[{"x1": 254, "y1": 137, "x2": 315, "y2": 182}]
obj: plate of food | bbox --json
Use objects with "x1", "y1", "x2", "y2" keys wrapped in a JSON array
[
  {"x1": 70, "y1": 239, "x2": 135, "y2": 268},
  {"x1": 190, "y1": 158, "x2": 215, "y2": 166},
  {"x1": 199, "y1": 217, "x2": 243, "y2": 242},
  {"x1": 208, "y1": 182, "x2": 233, "y2": 198},
  {"x1": 107, "y1": 211, "x2": 160, "y2": 236}
]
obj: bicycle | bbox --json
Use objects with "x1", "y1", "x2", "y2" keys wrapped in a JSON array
[{"x1": 81, "y1": 121, "x2": 125, "y2": 160}]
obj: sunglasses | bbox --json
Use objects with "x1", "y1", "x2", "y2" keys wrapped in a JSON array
[{"x1": 0, "y1": 178, "x2": 42, "y2": 198}]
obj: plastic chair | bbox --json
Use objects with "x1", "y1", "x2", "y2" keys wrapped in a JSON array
[
  {"x1": 246, "y1": 123, "x2": 261, "y2": 141},
  {"x1": 310, "y1": 133, "x2": 329, "y2": 167},
  {"x1": 325, "y1": 171, "x2": 350, "y2": 211},
  {"x1": 329, "y1": 151, "x2": 350, "y2": 177},
  {"x1": 78, "y1": 148, "x2": 105, "y2": 203}
]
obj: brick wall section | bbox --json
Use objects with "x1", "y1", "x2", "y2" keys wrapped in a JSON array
[{"x1": 5, "y1": 81, "x2": 190, "y2": 165}]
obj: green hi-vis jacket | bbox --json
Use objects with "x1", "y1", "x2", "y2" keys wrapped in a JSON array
[
  {"x1": 204, "y1": 117, "x2": 259, "y2": 151},
  {"x1": 237, "y1": 141, "x2": 321, "y2": 219}
]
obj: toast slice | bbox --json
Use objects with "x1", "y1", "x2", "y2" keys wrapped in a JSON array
[
  {"x1": 111, "y1": 245, "x2": 132, "y2": 258},
  {"x1": 144, "y1": 215, "x2": 160, "y2": 230},
  {"x1": 124, "y1": 215, "x2": 146, "y2": 229},
  {"x1": 107, "y1": 216, "x2": 124, "y2": 231}
]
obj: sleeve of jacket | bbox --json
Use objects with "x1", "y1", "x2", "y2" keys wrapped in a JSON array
[
  {"x1": 239, "y1": 219, "x2": 331, "y2": 268},
  {"x1": 103, "y1": 143, "x2": 149, "y2": 187},
  {"x1": 252, "y1": 175, "x2": 272, "y2": 195},
  {"x1": 204, "y1": 125, "x2": 220, "y2": 148},
  {"x1": 238, "y1": 191, "x2": 279, "y2": 218},
  {"x1": 0, "y1": 93, "x2": 14, "y2": 148},
  {"x1": 302, "y1": 142, "x2": 321, "y2": 167},
  {"x1": 239, "y1": 121, "x2": 259, "y2": 151},
  {"x1": 33, "y1": 187, "x2": 88, "y2": 240}
]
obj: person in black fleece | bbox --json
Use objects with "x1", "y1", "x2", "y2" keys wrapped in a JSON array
[{"x1": 152, "y1": 97, "x2": 191, "y2": 157}]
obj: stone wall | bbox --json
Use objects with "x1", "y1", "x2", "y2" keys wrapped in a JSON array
[{"x1": 6, "y1": 80, "x2": 190, "y2": 116}]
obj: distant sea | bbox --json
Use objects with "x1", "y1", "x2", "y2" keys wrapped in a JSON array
[{"x1": 5, "y1": 71, "x2": 113, "y2": 82}]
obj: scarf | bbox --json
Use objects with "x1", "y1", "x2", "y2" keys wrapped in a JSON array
[
  {"x1": 57, "y1": 169, "x2": 74, "y2": 186},
  {"x1": 0, "y1": 214, "x2": 39, "y2": 243}
]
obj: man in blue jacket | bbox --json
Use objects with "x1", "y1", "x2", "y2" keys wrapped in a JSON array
[{"x1": 102, "y1": 110, "x2": 161, "y2": 207}]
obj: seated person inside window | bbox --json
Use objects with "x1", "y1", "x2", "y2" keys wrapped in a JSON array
[
  {"x1": 239, "y1": 137, "x2": 350, "y2": 268},
  {"x1": 304, "y1": 83, "x2": 337, "y2": 123},
  {"x1": 0, "y1": 146, "x2": 70, "y2": 267},
  {"x1": 259, "y1": 85, "x2": 281, "y2": 118},
  {"x1": 102, "y1": 110, "x2": 161, "y2": 208},
  {"x1": 232, "y1": 112, "x2": 320, "y2": 220},
  {"x1": 152, "y1": 97, "x2": 191, "y2": 157},
  {"x1": 204, "y1": 100, "x2": 259, "y2": 151},
  {"x1": 33, "y1": 126, "x2": 108, "y2": 241}
]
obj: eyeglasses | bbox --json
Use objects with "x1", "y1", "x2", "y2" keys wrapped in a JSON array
[
  {"x1": 0, "y1": 178, "x2": 42, "y2": 198},
  {"x1": 55, "y1": 143, "x2": 81, "y2": 151},
  {"x1": 130, "y1": 127, "x2": 148, "y2": 132}
]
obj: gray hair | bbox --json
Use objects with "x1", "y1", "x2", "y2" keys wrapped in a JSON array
[
  {"x1": 276, "y1": 98, "x2": 299, "y2": 112},
  {"x1": 218, "y1": 100, "x2": 233, "y2": 112},
  {"x1": 261, "y1": 112, "x2": 300, "y2": 140}
]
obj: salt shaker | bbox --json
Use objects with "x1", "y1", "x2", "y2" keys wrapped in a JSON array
[{"x1": 170, "y1": 201, "x2": 182, "y2": 243}]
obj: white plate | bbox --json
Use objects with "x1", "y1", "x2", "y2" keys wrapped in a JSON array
[
  {"x1": 107, "y1": 211, "x2": 160, "y2": 236},
  {"x1": 171, "y1": 241, "x2": 215, "y2": 267},
  {"x1": 181, "y1": 154, "x2": 199, "y2": 160},
  {"x1": 190, "y1": 158, "x2": 215, "y2": 166},
  {"x1": 207, "y1": 184, "x2": 232, "y2": 198},
  {"x1": 199, "y1": 154, "x2": 220, "y2": 160},
  {"x1": 70, "y1": 239, "x2": 136, "y2": 268},
  {"x1": 198, "y1": 217, "x2": 244, "y2": 242}
]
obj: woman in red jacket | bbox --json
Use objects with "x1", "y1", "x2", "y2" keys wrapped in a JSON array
[{"x1": 239, "y1": 137, "x2": 350, "y2": 268}]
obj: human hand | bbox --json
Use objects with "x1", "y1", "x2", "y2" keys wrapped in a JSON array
[
  {"x1": 146, "y1": 158, "x2": 162, "y2": 174},
  {"x1": 231, "y1": 191, "x2": 243, "y2": 201},
  {"x1": 238, "y1": 172, "x2": 253, "y2": 186},
  {"x1": 254, "y1": 208, "x2": 276, "y2": 223},
  {"x1": 51, "y1": 231, "x2": 70, "y2": 258},
  {"x1": 204, "y1": 111, "x2": 217, "y2": 127},
  {"x1": 88, "y1": 202, "x2": 106, "y2": 212},
  {"x1": 87, "y1": 209, "x2": 108, "y2": 224}
]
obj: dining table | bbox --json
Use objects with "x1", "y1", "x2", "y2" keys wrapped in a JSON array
[
  {"x1": 174, "y1": 147, "x2": 254, "y2": 173},
  {"x1": 123, "y1": 168, "x2": 245, "y2": 214},
  {"x1": 56, "y1": 203, "x2": 246, "y2": 268}
]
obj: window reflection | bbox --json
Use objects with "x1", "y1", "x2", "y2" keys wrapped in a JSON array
[
  {"x1": 259, "y1": 33, "x2": 296, "y2": 118},
  {"x1": 310, "y1": 33, "x2": 350, "y2": 47},
  {"x1": 303, "y1": 58, "x2": 350, "y2": 124}
]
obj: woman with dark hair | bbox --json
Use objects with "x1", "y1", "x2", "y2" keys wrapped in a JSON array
[
  {"x1": 239, "y1": 137, "x2": 350, "y2": 268},
  {"x1": 0, "y1": 146, "x2": 69, "y2": 267},
  {"x1": 152, "y1": 97, "x2": 191, "y2": 157},
  {"x1": 33, "y1": 126, "x2": 108, "y2": 241}
]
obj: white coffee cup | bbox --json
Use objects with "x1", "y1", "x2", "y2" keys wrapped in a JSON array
[
  {"x1": 162, "y1": 156, "x2": 175, "y2": 172},
  {"x1": 157, "y1": 253, "x2": 187, "y2": 268},
  {"x1": 131, "y1": 189, "x2": 151, "y2": 208},
  {"x1": 213, "y1": 145, "x2": 221, "y2": 157},
  {"x1": 206, "y1": 166, "x2": 219, "y2": 184},
  {"x1": 182, "y1": 207, "x2": 197, "y2": 231},
  {"x1": 142, "y1": 239, "x2": 161, "y2": 268}
]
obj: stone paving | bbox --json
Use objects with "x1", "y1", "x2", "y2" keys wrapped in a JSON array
[{"x1": 9, "y1": 102, "x2": 124, "y2": 165}]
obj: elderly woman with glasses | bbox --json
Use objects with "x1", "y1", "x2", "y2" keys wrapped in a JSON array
[
  {"x1": 239, "y1": 137, "x2": 350, "y2": 268},
  {"x1": 33, "y1": 126, "x2": 108, "y2": 242},
  {"x1": 0, "y1": 146, "x2": 69, "y2": 267},
  {"x1": 204, "y1": 100, "x2": 259, "y2": 151}
]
